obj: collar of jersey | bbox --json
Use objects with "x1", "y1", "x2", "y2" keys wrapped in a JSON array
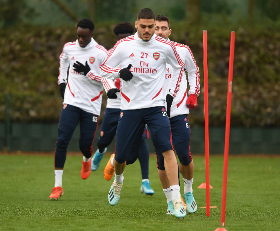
[
  {"x1": 134, "y1": 32, "x2": 155, "y2": 45},
  {"x1": 75, "y1": 38, "x2": 97, "y2": 50}
]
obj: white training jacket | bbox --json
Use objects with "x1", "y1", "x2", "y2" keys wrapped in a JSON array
[
  {"x1": 164, "y1": 42, "x2": 200, "y2": 118},
  {"x1": 105, "y1": 49, "x2": 122, "y2": 109},
  {"x1": 100, "y1": 32, "x2": 185, "y2": 110},
  {"x1": 106, "y1": 78, "x2": 121, "y2": 109},
  {"x1": 58, "y1": 38, "x2": 108, "y2": 115}
]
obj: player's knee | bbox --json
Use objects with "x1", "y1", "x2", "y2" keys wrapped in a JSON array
[
  {"x1": 175, "y1": 141, "x2": 192, "y2": 165},
  {"x1": 178, "y1": 154, "x2": 192, "y2": 166},
  {"x1": 153, "y1": 129, "x2": 172, "y2": 155},
  {"x1": 157, "y1": 162, "x2": 165, "y2": 170},
  {"x1": 126, "y1": 155, "x2": 137, "y2": 165},
  {"x1": 156, "y1": 154, "x2": 165, "y2": 170},
  {"x1": 114, "y1": 154, "x2": 126, "y2": 164},
  {"x1": 56, "y1": 138, "x2": 69, "y2": 149}
]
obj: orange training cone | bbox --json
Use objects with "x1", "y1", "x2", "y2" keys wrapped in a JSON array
[
  {"x1": 215, "y1": 228, "x2": 227, "y2": 231},
  {"x1": 198, "y1": 183, "x2": 213, "y2": 189}
]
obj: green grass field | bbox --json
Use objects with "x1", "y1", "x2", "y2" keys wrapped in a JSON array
[{"x1": 0, "y1": 153, "x2": 279, "y2": 231}]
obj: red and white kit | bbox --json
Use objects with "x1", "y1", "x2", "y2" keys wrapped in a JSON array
[
  {"x1": 106, "y1": 78, "x2": 121, "y2": 109},
  {"x1": 105, "y1": 48, "x2": 121, "y2": 109},
  {"x1": 100, "y1": 32, "x2": 185, "y2": 110},
  {"x1": 58, "y1": 38, "x2": 108, "y2": 115},
  {"x1": 164, "y1": 42, "x2": 200, "y2": 118}
]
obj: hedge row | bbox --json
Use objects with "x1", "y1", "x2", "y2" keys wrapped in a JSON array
[{"x1": 0, "y1": 23, "x2": 279, "y2": 127}]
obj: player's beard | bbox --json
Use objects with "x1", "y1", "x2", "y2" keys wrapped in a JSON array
[{"x1": 141, "y1": 32, "x2": 152, "y2": 41}]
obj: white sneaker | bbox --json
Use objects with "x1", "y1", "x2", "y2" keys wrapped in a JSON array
[
  {"x1": 184, "y1": 192, "x2": 197, "y2": 213},
  {"x1": 173, "y1": 199, "x2": 186, "y2": 218},
  {"x1": 108, "y1": 182, "x2": 123, "y2": 206},
  {"x1": 166, "y1": 200, "x2": 174, "y2": 215}
]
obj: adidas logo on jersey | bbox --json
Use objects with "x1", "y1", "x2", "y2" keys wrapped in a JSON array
[
  {"x1": 71, "y1": 56, "x2": 75, "y2": 60},
  {"x1": 129, "y1": 53, "x2": 135, "y2": 57}
]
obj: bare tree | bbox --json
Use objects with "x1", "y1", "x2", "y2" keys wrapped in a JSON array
[
  {"x1": 88, "y1": 0, "x2": 95, "y2": 22},
  {"x1": 51, "y1": 0, "x2": 79, "y2": 22},
  {"x1": 248, "y1": 0, "x2": 254, "y2": 24},
  {"x1": 185, "y1": 0, "x2": 200, "y2": 24}
]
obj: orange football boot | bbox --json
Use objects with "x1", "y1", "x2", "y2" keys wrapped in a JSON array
[
  {"x1": 49, "y1": 186, "x2": 64, "y2": 200},
  {"x1": 104, "y1": 154, "x2": 115, "y2": 181},
  {"x1": 81, "y1": 158, "x2": 91, "y2": 180},
  {"x1": 180, "y1": 195, "x2": 187, "y2": 210}
]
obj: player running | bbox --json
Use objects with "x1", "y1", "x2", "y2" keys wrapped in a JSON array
[
  {"x1": 154, "y1": 15, "x2": 200, "y2": 214},
  {"x1": 49, "y1": 19, "x2": 107, "y2": 200},
  {"x1": 100, "y1": 8, "x2": 186, "y2": 218},
  {"x1": 92, "y1": 22, "x2": 154, "y2": 195}
]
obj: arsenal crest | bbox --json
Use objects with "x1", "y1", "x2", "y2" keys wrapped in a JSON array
[
  {"x1": 153, "y1": 52, "x2": 160, "y2": 60},
  {"x1": 89, "y1": 57, "x2": 95, "y2": 64}
]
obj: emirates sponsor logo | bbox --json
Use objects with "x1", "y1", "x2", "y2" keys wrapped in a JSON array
[
  {"x1": 70, "y1": 69, "x2": 83, "y2": 75},
  {"x1": 153, "y1": 52, "x2": 160, "y2": 60},
  {"x1": 130, "y1": 61, "x2": 157, "y2": 74},
  {"x1": 89, "y1": 57, "x2": 95, "y2": 64},
  {"x1": 131, "y1": 67, "x2": 157, "y2": 74}
]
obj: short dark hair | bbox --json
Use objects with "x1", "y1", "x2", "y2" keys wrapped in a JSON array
[
  {"x1": 155, "y1": 15, "x2": 171, "y2": 28},
  {"x1": 137, "y1": 8, "x2": 155, "y2": 20},
  {"x1": 113, "y1": 22, "x2": 134, "y2": 36},
  {"x1": 77, "y1": 18, "x2": 95, "y2": 31}
]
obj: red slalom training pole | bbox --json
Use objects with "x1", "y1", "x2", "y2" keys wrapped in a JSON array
[
  {"x1": 221, "y1": 31, "x2": 235, "y2": 227},
  {"x1": 203, "y1": 30, "x2": 210, "y2": 217}
]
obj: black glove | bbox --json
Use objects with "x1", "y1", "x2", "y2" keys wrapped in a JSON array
[
  {"x1": 166, "y1": 94, "x2": 174, "y2": 117},
  {"x1": 107, "y1": 88, "x2": 120, "y2": 99},
  {"x1": 73, "y1": 61, "x2": 91, "y2": 75},
  {"x1": 59, "y1": 83, "x2": 66, "y2": 99},
  {"x1": 119, "y1": 64, "x2": 133, "y2": 81}
]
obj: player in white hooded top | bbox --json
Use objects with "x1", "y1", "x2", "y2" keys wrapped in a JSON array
[
  {"x1": 154, "y1": 15, "x2": 200, "y2": 214},
  {"x1": 100, "y1": 8, "x2": 187, "y2": 218},
  {"x1": 91, "y1": 22, "x2": 155, "y2": 195},
  {"x1": 49, "y1": 19, "x2": 107, "y2": 200}
]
